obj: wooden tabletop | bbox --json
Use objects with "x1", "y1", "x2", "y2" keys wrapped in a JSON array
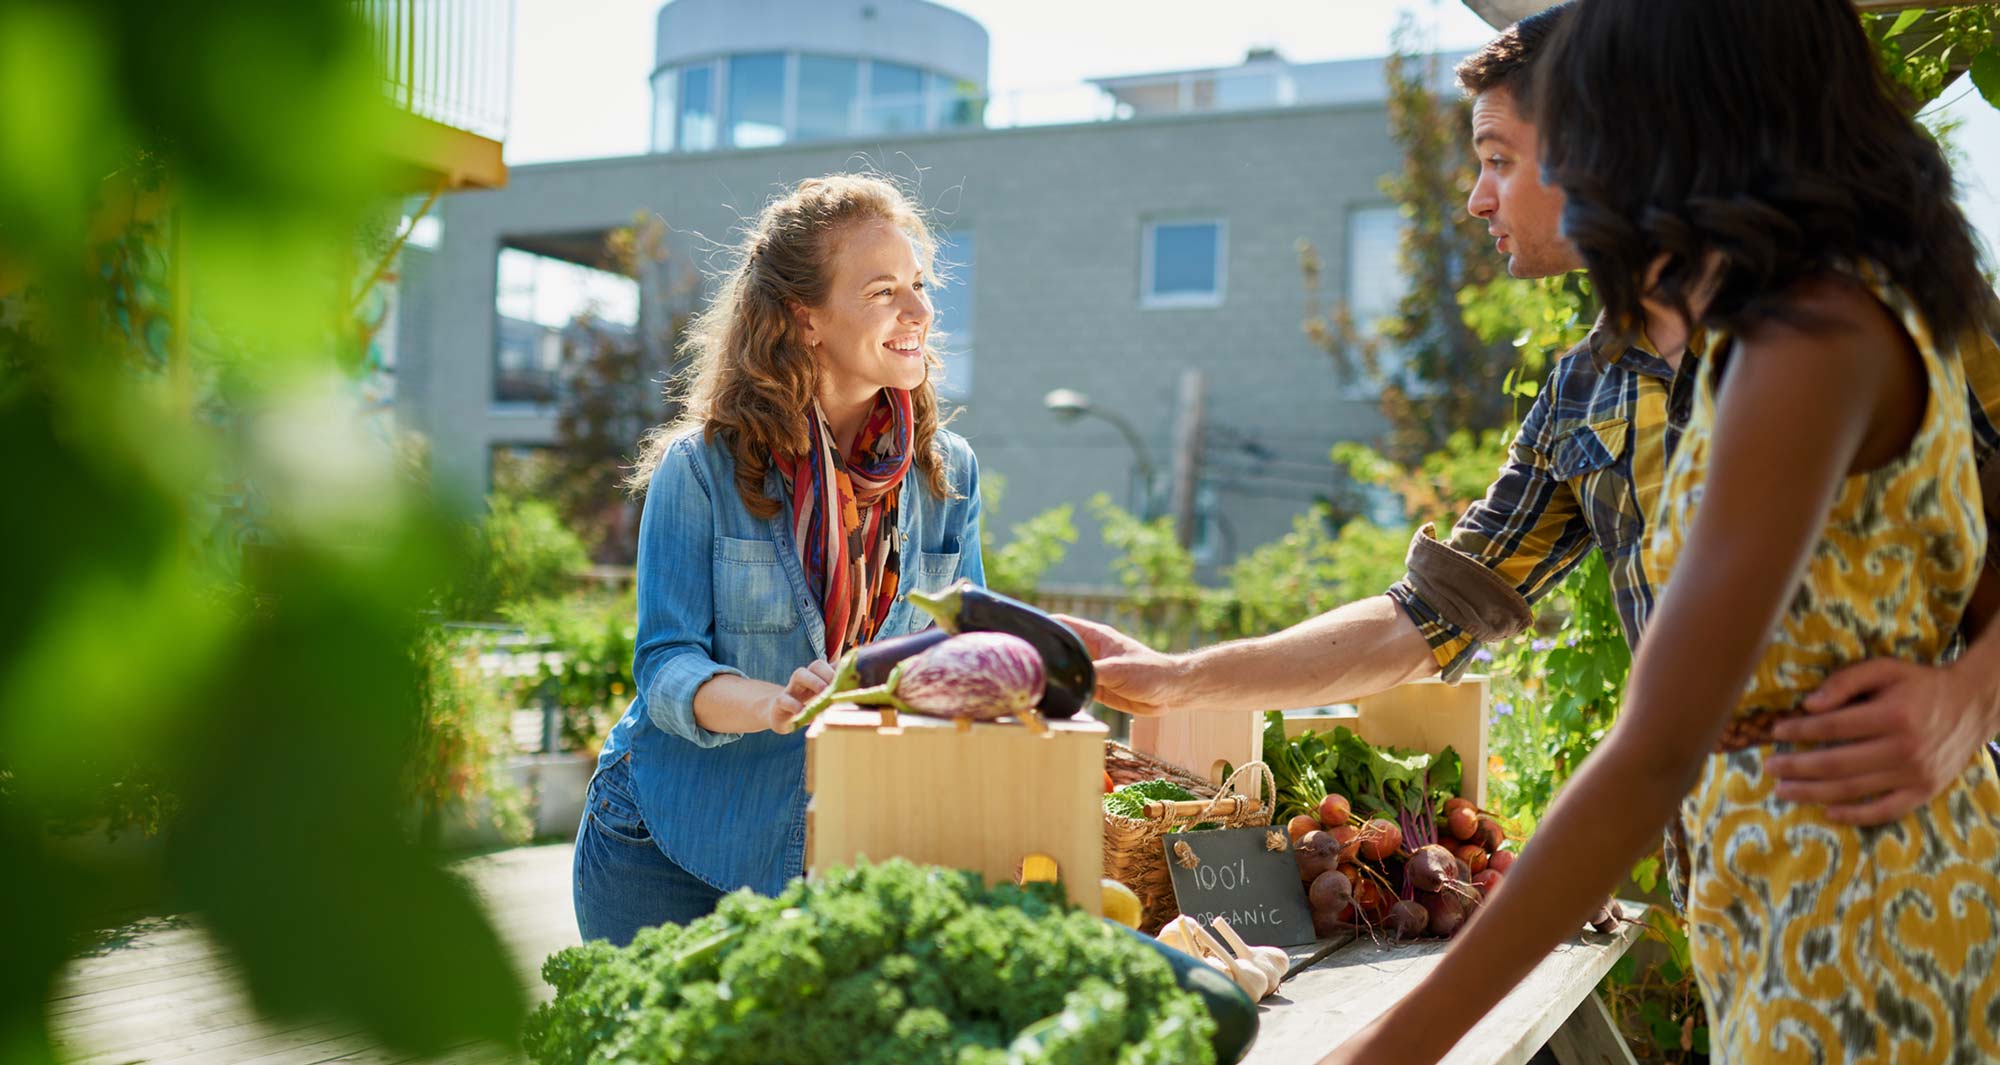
[{"x1": 1245, "y1": 905, "x2": 1648, "y2": 1065}]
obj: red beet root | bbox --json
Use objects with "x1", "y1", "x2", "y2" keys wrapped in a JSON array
[
  {"x1": 1295, "y1": 831, "x2": 1342, "y2": 883},
  {"x1": 1308, "y1": 870, "x2": 1354, "y2": 916},
  {"x1": 1422, "y1": 890, "x2": 1468, "y2": 937},
  {"x1": 1407, "y1": 844, "x2": 1458, "y2": 894},
  {"x1": 1455, "y1": 843, "x2": 1489, "y2": 876},
  {"x1": 1387, "y1": 899, "x2": 1429, "y2": 940}
]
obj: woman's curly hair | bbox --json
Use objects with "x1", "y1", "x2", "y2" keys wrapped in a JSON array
[
  {"x1": 628, "y1": 173, "x2": 954, "y2": 516},
  {"x1": 1535, "y1": 0, "x2": 1989, "y2": 344}
]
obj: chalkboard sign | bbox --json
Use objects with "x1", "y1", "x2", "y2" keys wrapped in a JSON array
[{"x1": 1162, "y1": 825, "x2": 1317, "y2": 947}]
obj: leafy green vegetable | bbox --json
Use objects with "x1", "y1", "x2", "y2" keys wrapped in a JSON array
[
  {"x1": 1261, "y1": 712, "x2": 1462, "y2": 824},
  {"x1": 523, "y1": 859, "x2": 1217, "y2": 1065},
  {"x1": 1102, "y1": 779, "x2": 1200, "y2": 819}
]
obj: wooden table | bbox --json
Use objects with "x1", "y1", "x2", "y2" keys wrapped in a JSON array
[{"x1": 1244, "y1": 905, "x2": 1647, "y2": 1065}]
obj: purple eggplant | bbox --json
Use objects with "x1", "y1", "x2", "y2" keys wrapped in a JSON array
[
  {"x1": 796, "y1": 632, "x2": 1046, "y2": 725},
  {"x1": 892, "y1": 632, "x2": 1046, "y2": 720},
  {"x1": 856, "y1": 626, "x2": 951, "y2": 687},
  {"x1": 906, "y1": 580, "x2": 1095, "y2": 718}
]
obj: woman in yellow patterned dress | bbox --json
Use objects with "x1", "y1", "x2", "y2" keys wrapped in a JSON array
[{"x1": 1320, "y1": 1, "x2": 2000, "y2": 1062}]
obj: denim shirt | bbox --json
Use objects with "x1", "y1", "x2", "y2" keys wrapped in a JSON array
[{"x1": 594, "y1": 427, "x2": 985, "y2": 898}]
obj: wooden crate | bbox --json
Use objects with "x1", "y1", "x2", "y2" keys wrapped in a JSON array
[
  {"x1": 1283, "y1": 676, "x2": 1490, "y2": 806},
  {"x1": 1125, "y1": 676, "x2": 1489, "y2": 806},
  {"x1": 805, "y1": 708, "x2": 1109, "y2": 914}
]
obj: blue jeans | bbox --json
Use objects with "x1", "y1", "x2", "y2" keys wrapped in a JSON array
[{"x1": 572, "y1": 753, "x2": 725, "y2": 946}]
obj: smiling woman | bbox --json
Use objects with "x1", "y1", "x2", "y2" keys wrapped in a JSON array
[{"x1": 571, "y1": 174, "x2": 987, "y2": 944}]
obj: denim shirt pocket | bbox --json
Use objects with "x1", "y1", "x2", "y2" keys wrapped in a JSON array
[
  {"x1": 1551, "y1": 418, "x2": 1638, "y2": 550},
  {"x1": 713, "y1": 537, "x2": 801, "y2": 634}
]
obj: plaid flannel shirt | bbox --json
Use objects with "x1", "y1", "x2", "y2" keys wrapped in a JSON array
[{"x1": 1389, "y1": 319, "x2": 2000, "y2": 681}]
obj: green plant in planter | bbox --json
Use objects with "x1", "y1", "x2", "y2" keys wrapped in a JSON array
[{"x1": 505, "y1": 589, "x2": 638, "y2": 755}]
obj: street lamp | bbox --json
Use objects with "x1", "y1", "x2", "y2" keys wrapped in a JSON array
[{"x1": 1043, "y1": 387, "x2": 1158, "y2": 517}]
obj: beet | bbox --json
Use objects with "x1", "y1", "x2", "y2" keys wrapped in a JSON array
[
  {"x1": 1455, "y1": 843, "x2": 1489, "y2": 876},
  {"x1": 1294, "y1": 832, "x2": 1341, "y2": 883},
  {"x1": 1486, "y1": 848, "x2": 1515, "y2": 874},
  {"x1": 1406, "y1": 844, "x2": 1457, "y2": 894},
  {"x1": 1330, "y1": 824, "x2": 1363, "y2": 863},
  {"x1": 1471, "y1": 869, "x2": 1503, "y2": 899},
  {"x1": 1308, "y1": 870, "x2": 1353, "y2": 916},
  {"x1": 1386, "y1": 899, "x2": 1429, "y2": 940},
  {"x1": 1442, "y1": 796, "x2": 1475, "y2": 818},
  {"x1": 1445, "y1": 806, "x2": 1478, "y2": 842},
  {"x1": 1311, "y1": 907, "x2": 1343, "y2": 939},
  {"x1": 1589, "y1": 899, "x2": 1625, "y2": 933},
  {"x1": 1318, "y1": 793, "x2": 1351, "y2": 827},
  {"x1": 1353, "y1": 879, "x2": 1393, "y2": 924},
  {"x1": 1287, "y1": 815, "x2": 1321, "y2": 842},
  {"x1": 1357, "y1": 819, "x2": 1402, "y2": 862},
  {"x1": 1476, "y1": 815, "x2": 1506, "y2": 851},
  {"x1": 1452, "y1": 856, "x2": 1472, "y2": 884},
  {"x1": 1421, "y1": 890, "x2": 1468, "y2": 937}
]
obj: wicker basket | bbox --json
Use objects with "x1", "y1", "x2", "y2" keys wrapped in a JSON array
[{"x1": 1103, "y1": 740, "x2": 1274, "y2": 933}]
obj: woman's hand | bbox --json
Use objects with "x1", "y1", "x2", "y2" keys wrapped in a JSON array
[{"x1": 765, "y1": 660, "x2": 837, "y2": 735}]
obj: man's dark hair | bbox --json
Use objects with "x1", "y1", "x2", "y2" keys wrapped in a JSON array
[
  {"x1": 1453, "y1": 3, "x2": 1572, "y2": 115},
  {"x1": 1537, "y1": 0, "x2": 1988, "y2": 345}
]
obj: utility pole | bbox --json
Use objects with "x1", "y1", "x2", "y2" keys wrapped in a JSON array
[{"x1": 1168, "y1": 368, "x2": 1205, "y2": 548}]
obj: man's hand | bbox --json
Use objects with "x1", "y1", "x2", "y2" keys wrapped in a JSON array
[
  {"x1": 765, "y1": 660, "x2": 836, "y2": 735},
  {"x1": 1767, "y1": 658, "x2": 1996, "y2": 825},
  {"x1": 1053, "y1": 614, "x2": 1191, "y2": 717}
]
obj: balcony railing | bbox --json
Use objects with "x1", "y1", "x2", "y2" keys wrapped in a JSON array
[{"x1": 359, "y1": 0, "x2": 512, "y2": 143}]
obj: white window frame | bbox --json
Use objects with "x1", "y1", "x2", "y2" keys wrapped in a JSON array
[{"x1": 1141, "y1": 217, "x2": 1227, "y2": 309}]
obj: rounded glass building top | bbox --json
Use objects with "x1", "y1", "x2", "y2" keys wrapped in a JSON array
[{"x1": 650, "y1": 0, "x2": 989, "y2": 152}]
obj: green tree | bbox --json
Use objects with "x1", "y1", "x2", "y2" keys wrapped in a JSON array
[{"x1": 0, "y1": 4, "x2": 523, "y2": 1061}]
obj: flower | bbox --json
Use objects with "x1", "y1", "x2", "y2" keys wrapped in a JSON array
[
  {"x1": 1530, "y1": 638, "x2": 1554, "y2": 652},
  {"x1": 1472, "y1": 648, "x2": 1494, "y2": 663}
]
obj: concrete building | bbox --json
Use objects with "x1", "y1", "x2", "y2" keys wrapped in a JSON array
[{"x1": 395, "y1": 0, "x2": 1447, "y2": 583}]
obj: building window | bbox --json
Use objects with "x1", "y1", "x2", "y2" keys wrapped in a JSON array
[
  {"x1": 796, "y1": 55, "x2": 859, "y2": 141},
  {"x1": 679, "y1": 63, "x2": 717, "y2": 151},
  {"x1": 1141, "y1": 219, "x2": 1225, "y2": 307},
  {"x1": 493, "y1": 247, "x2": 639, "y2": 407},
  {"x1": 865, "y1": 60, "x2": 926, "y2": 133},
  {"x1": 727, "y1": 52, "x2": 787, "y2": 148},
  {"x1": 926, "y1": 71, "x2": 981, "y2": 130},
  {"x1": 650, "y1": 67, "x2": 678, "y2": 151},
  {"x1": 1344, "y1": 205, "x2": 1411, "y2": 388},
  {"x1": 930, "y1": 229, "x2": 975, "y2": 400}
]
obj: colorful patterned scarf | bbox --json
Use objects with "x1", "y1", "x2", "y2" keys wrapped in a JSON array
[{"x1": 775, "y1": 389, "x2": 914, "y2": 660}]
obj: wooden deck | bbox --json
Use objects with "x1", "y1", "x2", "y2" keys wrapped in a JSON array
[{"x1": 50, "y1": 843, "x2": 581, "y2": 1065}]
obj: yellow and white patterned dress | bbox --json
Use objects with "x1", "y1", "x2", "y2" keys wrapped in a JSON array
[{"x1": 1648, "y1": 273, "x2": 2000, "y2": 1063}]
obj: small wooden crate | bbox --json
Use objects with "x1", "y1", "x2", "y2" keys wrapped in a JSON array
[
  {"x1": 1283, "y1": 676, "x2": 1490, "y2": 806},
  {"x1": 805, "y1": 708, "x2": 1109, "y2": 914}
]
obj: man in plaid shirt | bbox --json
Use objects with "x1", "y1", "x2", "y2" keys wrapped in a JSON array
[{"x1": 1065, "y1": 3, "x2": 2000, "y2": 829}]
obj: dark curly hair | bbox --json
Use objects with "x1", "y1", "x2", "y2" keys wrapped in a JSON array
[
  {"x1": 1453, "y1": 2, "x2": 1571, "y2": 117},
  {"x1": 1535, "y1": 0, "x2": 1989, "y2": 344}
]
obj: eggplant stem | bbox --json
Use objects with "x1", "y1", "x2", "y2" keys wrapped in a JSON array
[
  {"x1": 795, "y1": 661, "x2": 901, "y2": 729},
  {"x1": 904, "y1": 583, "x2": 964, "y2": 632}
]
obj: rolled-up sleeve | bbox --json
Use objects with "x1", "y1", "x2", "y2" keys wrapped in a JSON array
[
  {"x1": 1386, "y1": 390, "x2": 1596, "y2": 681},
  {"x1": 633, "y1": 439, "x2": 745, "y2": 749}
]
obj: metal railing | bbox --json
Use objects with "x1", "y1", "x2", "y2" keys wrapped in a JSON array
[{"x1": 358, "y1": 0, "x2": 512, "y2": 141}]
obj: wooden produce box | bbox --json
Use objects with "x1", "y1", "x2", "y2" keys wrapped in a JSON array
[
  {"x1": 1283, "y1": 676, "x2": 1490, "y2": 807},
  {"x1": 805, "y1": 707, "x2": 1110, "y2": 915},
  {"x1": 1128, "y1": 676, "x2": 1489, "y2": 806}
]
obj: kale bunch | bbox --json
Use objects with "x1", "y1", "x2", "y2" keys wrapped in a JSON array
[{"x1": 523, "y1": 859, "x2": 1216, "y2": 1065}]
